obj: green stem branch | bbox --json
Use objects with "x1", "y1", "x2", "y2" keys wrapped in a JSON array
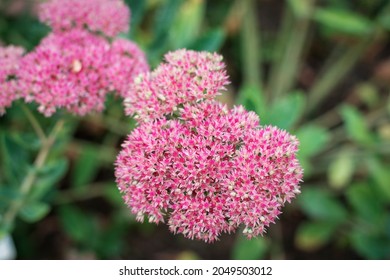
[{"x1": 1, "y1": 120, "x2": 64, "y2": 231}]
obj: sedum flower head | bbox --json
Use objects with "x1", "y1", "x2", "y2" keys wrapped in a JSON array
[
  {"x1": 38, "y1": 0, "x2": 130, "y2": 37},
  {"x1": 19, "y1": 30, "x2": 111, "y2": 116},
  {"x1": 125, "y1": 49, "x2": 229, "y2": 122},
  {"x1": 115, "y1": 101, "x2": 303, "y2": 242},
  {"x1": 107, "y1": 38, "x2": 149, "y2": 98},
  {"x1": 0, "y1": 45, "x2": 25, "y2": 115}
]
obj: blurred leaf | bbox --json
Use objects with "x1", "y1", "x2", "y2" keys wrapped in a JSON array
[
  {"x1": 190, "y1": 28, "x2": 225, "y2": 52},
  {"x1": 0, "y1": 133, "x2": 29, "y2": 185},
  {"x1": 263, "y1": 91, "x2": 305, "y2": 130},
  {"x1": 340, "y1": 105, "x2": 375, "y2": 146},
  {"x1": 149, "y1": 0, "x2": 182, "y2": 56},
  {"x1": 12, "y1": 133, "x2": 41, "y2": 152},
  {"x1": 169, "y1": 0, "x2": 205, "y2": 49},
  {"x1": 236, "y1": 84, "x2": 266, "y2": 117},
  {"x1": 59, "y1": 206, "x2": 96, "y2": 244},
  {"x1": 366, "y1": 157, "x2": 390, "y2": 201},
  {"x1": 287, "y1": 0, "x2": 313, "y2": 18},
  {"x1": 296, "y1": 125, "x2": 330, "y2": 157},
  {"x1": 126, "y1": 0, "x2": 146, "y2": 31},
  {"x1": 0, "y1": 187, "x2": 22, "y2": 211},
  {"x1": 346, "y1": 182, "x2": 385, "y2": 222},
  {"x1": 328, "y1": 149, "x2": 355, "y2": 189},
  {"x1": 295, "y1": 221, "x2": 337, "y2": 251},
  {"x1": 350, "y1": 231, "x2": 390, "y2": 259},
  {"x1": 232, "y1": 236, "x2": 268, "y2": 260},
  {"x1": 71, "y1": 147, "x2": 100, "y2": 191},
  {"x1": 30, "y1": 158, "x2": 68, "y2": 200},
  {"x1": 313, "y1": 8, "x2": 373, "y2": 36},
  {"x1": 19, "y1": 202, "x2": 50, "y2": 223},
  {"x1": 299, "y1": 187, "x2": 348, "y2": 223},
  {"x1": 104, "y1": 183, "x2": 124, "y2": 206},
  {"x1": 356, "y1": 83, "x2": 379, "y2": 108}
]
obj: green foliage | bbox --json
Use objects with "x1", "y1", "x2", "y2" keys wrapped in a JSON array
[
  {"x1": 262, "y1": 92, "x2": 306, "y2": 130},
  {"x1": 1, "y1": 0, "x2": 390, "y2": 260},
  {"x1": 232, "y1": 236, "x2": 268, "y2": 260},
  {"x1": 327, "y1": 149, "x2": 355, "y2": 189},
  {"x1": 295, "y1": 221, "x2": 338, "y2": 251},
  {"x1": 340, "y1": 105, "x2": 375, "y2": 146},
  {"x1": 299, "y1": 187, "x2": 348, "y2": 223},
  {"x1": 313, "y1": 8, "x2": 374, "y2": 36}
]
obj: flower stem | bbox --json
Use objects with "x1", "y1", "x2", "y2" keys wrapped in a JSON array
[
  {"x1": 241, "y1": 0, "x2": 262, "y2": 88},
  {"x1": 0, "y1": 119, "x2": 64, "y2": 232},
  {"x1": 306, "y1": 37, "x2": 373, "y2": 115},
  {"x1": 20, "y1": 103, "x2": 47, "y2": 142},
  {"x1": 267, "y1": 0, "x2": 315, "y2": 102}
]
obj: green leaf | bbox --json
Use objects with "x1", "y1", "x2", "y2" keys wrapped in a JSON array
[
  {"x1": 350, "y1": 231, "x2": 390, "y2": 259},
  {"x1": 0, "y1": 133, "x2": 29, "y2": 185},
  {"x1": 296, "y1": 125, "x2": 330, "y2": 158},
  {"x1": 190, "y1": 28, "x2": 225, "y2": 52},
  {"x1": 287, "y1": 0, "x2": 313, "y2": 18},
  {"x1": 59, "y1": 206, "x2": 96, "y2": 244},
  {"x1": 169, "y1": 0, "x2": 205, "y2": 49},
  {"x1": 340, "y1": 105, "x2": 375, "y2": 146},
  {"x1": 346, "y1": 182, "x2": 385, "y2": 222},
  {"x1": 295, "y1": 221, "x2": 338, "y2": 251},
  {"x1": 263, "y1": 91, "x2": 305, "y2": 130},
  {"x1": 356, "y1": 83, "x2": 379, "y2": 108},
  {"x1": 232, "y1": 236, "x2": 268, "y2": 260},
  {"x1": 19, "y1": 202, "x2": 50, "y2": 223},
  {"x1": 366, "y1": 157, "x2": 390, "y2": 201},
  {"x1": 236, "y1": 84, "x2": 266, "y2": 117},
  {"x1": 30, "y1": 158, "x2": 68, "y2": 200},
  {"x1": 298, "y1": 187, "x2": 348, "y2": 223},
  {"x1": 150, "y1": 0, "x2": 182, "y2": 49},
  {"x1": 313, "y1": 8, "x2": 374, "y2": 36},
  {"x1": 328, "y1": 149, "x2": 355, "y2": 189},
  {"x1": 126, "y1": 0, "x2": 146, "y2": 31},
  {"x1": 104, "y1": 183, "x2": 124, "y2": 206},
  {"x1": 71, "y1": 147, "x2": 100, "y2": 191}
]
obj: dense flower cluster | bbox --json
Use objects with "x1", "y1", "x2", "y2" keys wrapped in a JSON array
[
  {"x1": 107, "y1": 39, "x2": 150, "y2": 98},
  {"x1": 38, "y1": 0, "x2": 130, "y2": 37},
  {"x1": 19, "y1": 30, "x2": 111, "y2": 116},
  {"x1": 115, "y1": 101, "x2": 303, "y2": 242},
  {"x1": 125, "y1": 50, "x2": 229, "y2": 122},
  {"x1": 10, "y1": 0, "x2": 149, "y2": 117},
  {"x1": 0, "y1": 46, "x2": 25, "y2": 115}
]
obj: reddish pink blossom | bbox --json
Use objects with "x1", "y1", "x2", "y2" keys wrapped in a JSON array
[
  {"x1": 0, "y1": 46, "x2": 25, "y2": 115},
  {"x1": 19, "y1": 30, "x2": 111, "y2": 116},
  {"x1": 38, "y1": 0, "x2": 130, "y2": 37},
  {"x1": 115, "y1": 101, "x2": 303, "y2": 242},
  {"x1": 107, "y1": 38, "x2": 149, "y2": 98},
  {"x1": 125, "y1": 49, "x2": 229, "y2": 122}
]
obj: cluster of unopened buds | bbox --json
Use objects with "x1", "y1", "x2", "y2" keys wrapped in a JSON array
[{"x1": 116, "y1": 50, "x2": 303, "y2": 242}]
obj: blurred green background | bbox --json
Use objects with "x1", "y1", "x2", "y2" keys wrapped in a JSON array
[{"x1": 1, "y1": 0, "x2": 390, "y2": 259}]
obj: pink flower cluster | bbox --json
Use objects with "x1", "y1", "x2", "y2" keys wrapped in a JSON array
[
  {"x1": 0, "y1": 46, "x2": 25, "y2": 115},
  {"x1": 125, "y1": 49, "x2": 229, "y2": 122},
  {"x1": 12, "y1": 0, "x2": 149, "y2": 117},
  {"x1": 38, "y1": 0, "x2": 130, "y2": 37},
  {"x1": 19, "y1": 30, "x2": 111, "y2": 116},
  {"x1": 116, "y1": 98, "x2": 303, "y2": 241}
]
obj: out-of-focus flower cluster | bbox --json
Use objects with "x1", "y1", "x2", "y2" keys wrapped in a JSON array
[
  {"x1": 116, "y1": 50, "x2": 303, "y2": 242},
  {"x1": 0, "y1": 46, "x2": 25, "y2": 115},
  {"x1": 0, "y1": 0, "x2": 148, "y2": 117},
  {"x1": 38, "y1": 0, "x2": 130, "y2": 37}
]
